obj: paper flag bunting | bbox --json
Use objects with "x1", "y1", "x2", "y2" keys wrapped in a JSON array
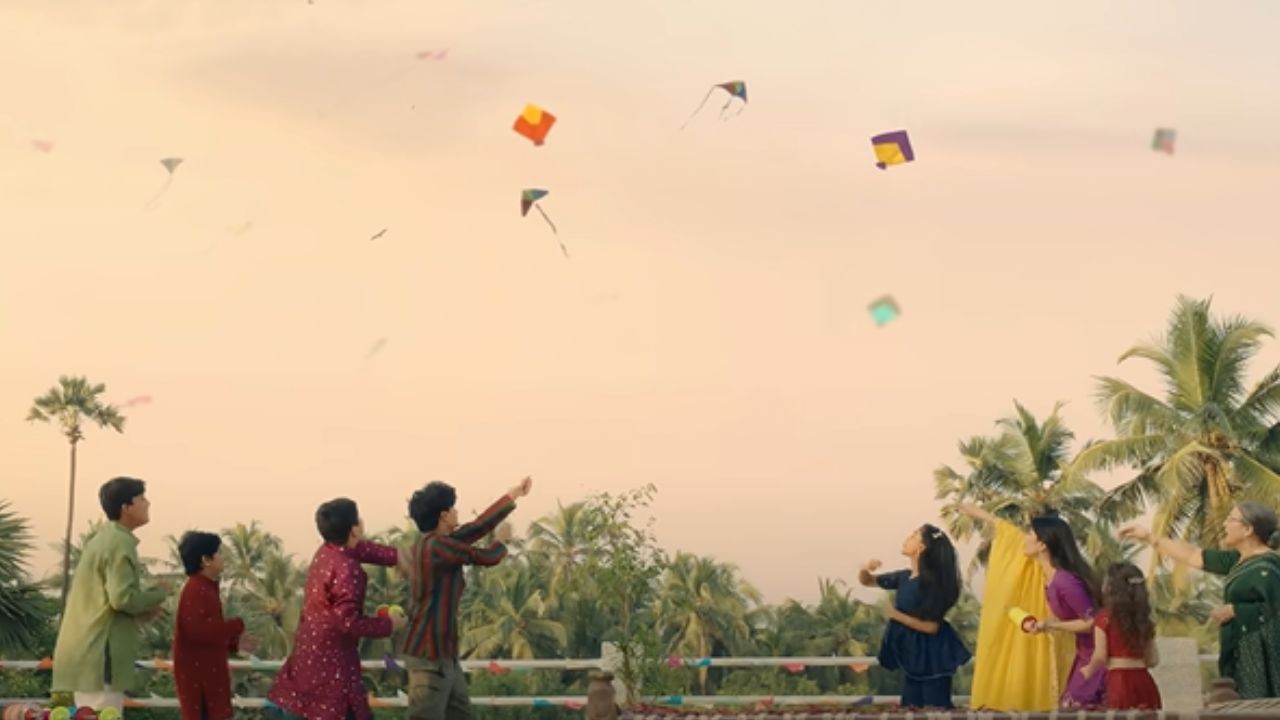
[
  {"x1": 853, "y1": 695, "x2": 874, "y2": 705},
  {"x1": 513, "y1": 103, "x2": 556, "y2": 146},
  {"x1": 756, "y1": 697, "x2": 776, "y2": 707},
  {"x1": 150, "y1": 658, "x2": 173, "y2": 670},
  {"x1": 870, "y1": 130, "x2": 914, "y2": 170},
  {"x1": 37, "y1": 657, "x2": 54, "y2": 670},
  {"x1": 666, "y1": 655, "x2": 682, "y2": 667},
  {"x1": 532, "y1": 699, "x2": 553, "y2": 708},
  {"x1": 1152, "y1": 127, "x2": 1176, "y2": 155},
  {"x1": 660, "y1": 696, "x2": 685, "y2": 706},
  {"x1": 849, "y1": 662, "x2": 870, "y2": 673},
  {"x1": 487, "y1": 660, "x2": 510, "y2": 675},
  {"x1": 783, "y1": 662, "x2": 806, "y2": 673},
  {"x1": 692, "y1": 657, "x2": 712, "y2": 668},
  {"x1": 868, "y1": 295, "x2": 900, "y2": 327},
  {"x1": 384, "y1": 654, "x2": 401, "y2": 671},
  {"x1": 565, "y1": 701, "x2": 585, "y2": 710}
]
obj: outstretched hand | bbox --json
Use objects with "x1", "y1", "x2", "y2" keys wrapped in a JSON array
[
  {"x1": 1118, "y1": 525, "x2": 1153, "y2": 544},
  {"x1": 861, "y1": 559, "x2": 882, "y2": 574},
  {"x1": 509, "y1": 476, "x2": 533, "y2": 499}
]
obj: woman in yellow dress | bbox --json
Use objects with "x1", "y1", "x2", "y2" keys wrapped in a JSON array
[{"x1": 957, "y1": 503, "x2": 1077, "y2": 710}]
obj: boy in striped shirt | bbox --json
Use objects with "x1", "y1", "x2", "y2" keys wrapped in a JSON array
[{"x1": 401, "y1": 476, "x2": 533, "y2": 719}]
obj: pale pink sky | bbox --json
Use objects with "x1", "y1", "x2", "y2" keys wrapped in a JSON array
[{"x1": 3, "y1": 0, "x2": 1280, "y2": 605}]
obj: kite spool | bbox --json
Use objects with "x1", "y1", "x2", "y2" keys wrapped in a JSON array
[{"x1": 1008, "y1": 606, "x2": 1038, "y2": 633}]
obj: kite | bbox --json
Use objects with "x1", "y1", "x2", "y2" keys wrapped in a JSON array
[
  {"x1": 415, "y1": 49, "x2": 448, "y2": 60},
  {"x1": 513, "y1": 104, "x2": 556, "y2": 146},
  {"x1": 120, "y1": 395, "x2": 152, "y2": 408},
  {"x1": 366, "y1": 338, "x2": 388, "y2": 359},
  {"x1": 145, "y1": 157, "x2": 184, "y2": 210},
  {"x1": 871, "y1": 131, "x2": 914, "y2": 169},
  {"x1": 680, "y1": 81, "x2": 747, "y2": 129},
  {"x1": 32, "y1": 139, "x2": 53, "y2": 153},
  {"x1": 1152, "y1": 127, "x2": 1176, "y2": 155},
  {"x1": 868, "y1": 295, "x2": 900, "y2": 327},
  {"x1": 521, "y1": 188, "x2": 568, "y2": 258},
  {"x1": 370, "y1": 228, "x2": 388, "y2": 241}
]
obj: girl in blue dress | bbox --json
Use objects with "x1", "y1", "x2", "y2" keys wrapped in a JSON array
[{"x1": 859, "y1": 524, "x2": 972, "y2": 709}]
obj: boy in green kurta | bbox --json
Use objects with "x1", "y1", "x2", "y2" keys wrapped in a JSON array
[{"x1": 52, "y1": 477, "x2": 172, "y2": 712}]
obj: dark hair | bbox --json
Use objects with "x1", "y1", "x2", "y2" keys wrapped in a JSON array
[
  {"x1": 409, "y1": 481, "x2": 457, "y2": 532},
  {"x1": 99, "y1": 477, "x2": 147, "y2": 521},
  {"x1": 316, "y1": 498, "x2": 360, "y2": 544},
  {"x1": 178, "y1": 531, "x2": 222, "y2": 576},
  {"x1": 1030, "y1": 514, "x2": 1102, "y2": 605},
  {"x1": 1237, "y1": 502, "x2": 1280, "y2": 550},
  {"x1": 1103, "y1": 562, "x2": 1155, "y2": 653},
  {"x1": 915, "y1": 524, "x2": 962, "y2": 621}
]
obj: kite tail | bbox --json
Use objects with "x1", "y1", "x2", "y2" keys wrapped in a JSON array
[
  {"x1": 680, "y1": 87, "x2": 716, "y2": 130},
  {"x1": 143, "y1": 177, "x2": 173, "y2": 211},
  {"x1": 536, "y1": 205, "x2": 558, "y2": 234}
]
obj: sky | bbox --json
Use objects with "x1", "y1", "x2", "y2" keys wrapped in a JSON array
[{"x1": 3, "y1": 0, "x2": 1280, "y2": 606}]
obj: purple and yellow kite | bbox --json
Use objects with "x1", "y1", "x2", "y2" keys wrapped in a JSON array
[
  {"x1": 521, "y1": 189, "x2": 568, "y2": 259},
  {"x1": 870, "y1": 130, "x2": 914, "y2": 170},
  {"x1": 680, "y1": 81, "x2": 747, "y2": 129}
]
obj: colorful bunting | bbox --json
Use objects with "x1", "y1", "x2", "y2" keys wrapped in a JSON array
[{"x1": 487, "y1": 660, "x2": 510, "y2": 675}]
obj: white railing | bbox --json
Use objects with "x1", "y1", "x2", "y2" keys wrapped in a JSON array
[{"x1": 0, "y1": 653, "x2": 1223, "y2": 710}]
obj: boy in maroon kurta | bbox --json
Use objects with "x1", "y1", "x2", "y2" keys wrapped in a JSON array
[
  {"x1": 268, "y1": 498, "x2": 408, "y2": 720},
  {"x1": 174, "y1": 531, "x2": 249, "y2": 720}
]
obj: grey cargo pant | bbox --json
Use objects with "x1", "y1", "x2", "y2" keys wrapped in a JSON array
[{"x1": 405, "y1": 657, "x2": 471, "y2": 720}]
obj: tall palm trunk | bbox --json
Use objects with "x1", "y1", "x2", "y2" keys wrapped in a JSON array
[{"x1": 61, "y1": 440, "x2": 78, "y2": 608}]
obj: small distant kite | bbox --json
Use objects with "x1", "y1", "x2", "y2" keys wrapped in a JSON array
[
  {"x1": 370, "y1": 228, "x2": 388, "y2": 241},
  {"x1": 145, "y1": 157, "x2": 184, "y2": 210},
  {"x1": 513, "y1": 104, "x2": 556, "y2": 146},
  {"x1": 868, "y1": 295, "x2": 900, "y2": 327},
  {"x1": 120, "y1": 395, "x2": 152, "y2": 408},
  {"x1": 681, "y1": 81, "x2": 747, "y2": 129},
  {"x1": 521, "y1": 189, "x2": 568, "y2": 258},
  {"x1": 1152, "y1": 128, "x2": 1176, "y2": 155},
  {"x1": 32, "y1": 140, "x2": 54, "y2": 153},
  {"x1": 230, "y1": 220, "x2": 254, "y2": 236},
  {"x1": 366, "y1": 338, "x2": 388, "y2": 359},
  {"x1": 416, "y1": 49, "x2": 448, "y2": 60},
  {"x1": 871, "y1": 131, "x2": 914, "y2": 170}
]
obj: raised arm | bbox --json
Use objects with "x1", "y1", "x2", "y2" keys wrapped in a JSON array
[
  {"x1": 957, "y1": 502, "x2": 1000, "y2": 528},
  {"x1": 1119, "y1": 526, "x2": 1204, "y2": 570},
  {"x1": 428, "y1": 535, "x2": 509, "y2": 568},
  {"x1": 857, "y1": 560, "x2": 882, "y2": 588},
  {"x1": 347, "y1": 540, "x2": 400, "y2": 567},
  {"x1": 450, "y1": 477, "x2": 531, "y2": 544}
]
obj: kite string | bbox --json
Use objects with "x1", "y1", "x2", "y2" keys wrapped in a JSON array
[
  {"x1": 143, "y1": 176, "x2": 173, "y2": 211},
  {"x1": 535, "y1": 204, "x2": 558, "y2": 234},
  {"x1": 679, "y1": 87, "x2": 716, "y2": 130}
]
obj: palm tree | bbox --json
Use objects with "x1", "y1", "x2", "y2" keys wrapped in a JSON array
[
  {"x1": 0, "y1": 501, "x2": 48, "y2": 655},
  {"x1": 526, "y1": 501, "x2": 596, "y2": 605},
  {"x1": 26, "y1": 376, "x2": 126, "y2": 607},
  {"x1": 655, "y1": 553, "x2": 761, "y2": 693},
  {"x1": 220, "y1": 521, "x2": 284, "y2": 591},
  {"x1": 805, "y1": 579, "x2": 879, "y2": 658},
  {"x1": 1069, "y1": 296, "x2": 1280, "y2": 546},
  {"x1": 231, "y1": 547, "x2": 306, "y2": 658},
  {"x1": 44, "y1": 520, "x2": 106, "y2": 594},
  {"x1": 460, "y1": 559, "x2": 567, "y2": 660},
  {"x1": 935, "y1": 401, "x2": 1122, "y2": 573}
]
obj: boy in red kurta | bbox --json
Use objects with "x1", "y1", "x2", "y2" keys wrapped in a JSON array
[
  {"x1": 174, "y1": 531, "x2": 250, "y2": 720},
  {"x1": 268, "y1": 498, "x2": 408, "y2": 720}
]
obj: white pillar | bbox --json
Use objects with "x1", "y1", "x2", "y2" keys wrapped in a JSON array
[
  {"x1": 599, "y1": 642, "x2": 632, "y2": 705},
  {"x1": 1149, "y1": 636, "x2": 1204, "y2": 713}
]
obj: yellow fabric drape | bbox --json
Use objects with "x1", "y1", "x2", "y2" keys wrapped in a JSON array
[{"x1": 968, "y1": 520, "x2": 1073, "y2": 710}]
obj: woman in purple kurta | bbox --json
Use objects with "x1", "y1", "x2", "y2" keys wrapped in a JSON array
[
  {"x1": 1024, "y1": 514, "x2": 1105, "y2": 708},
  {"x1": 1045, "y1": 569, "x2": 1106, "y2": 706}
]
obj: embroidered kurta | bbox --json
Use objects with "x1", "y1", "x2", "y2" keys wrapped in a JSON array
[
  {"x1": 401, "y1": 494, "x2": 514, "y2": 660},
  {"x1": 52, "y1": 522, "x2": 167, "y2": 694},
  {"x1": 268, "y1": 541, "x2": 399, "y2": 720},
  {"x1": 173, "y1": 574, "x2": 244, "y2": 720},
  {"x1": 969, "y1": 520, "x2": 1075, "y2": 711},
  {"x1": 1203, "y1": 549, "x2": 1280, "y2": 698}
]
